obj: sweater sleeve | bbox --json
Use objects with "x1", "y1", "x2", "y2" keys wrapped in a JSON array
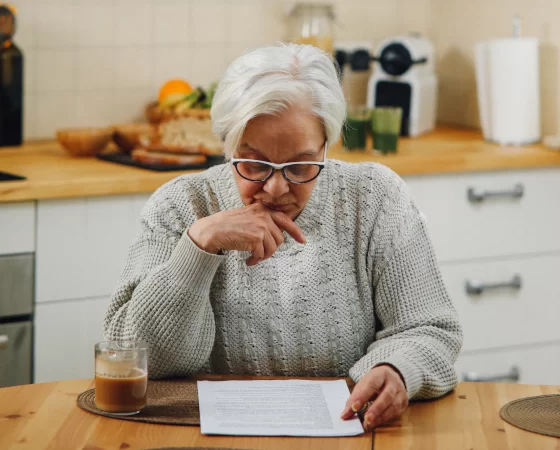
[
  {"x1": 103, "y1": 182, "x2": 225, "y2": 379},
  {"x1": 349, "y1": 171, "x2": 463, "y2": 399}
]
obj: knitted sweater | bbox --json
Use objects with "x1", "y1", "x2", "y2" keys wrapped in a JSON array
[{"x1": 104, "y1": 160, "x2": 463, "y2": 400}]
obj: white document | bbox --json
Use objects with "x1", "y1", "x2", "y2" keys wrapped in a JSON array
[{"x1": 197, "y1": 379, "x2": 364, "y2": 437}]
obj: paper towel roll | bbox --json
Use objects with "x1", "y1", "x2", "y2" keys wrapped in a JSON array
[{"x1": 476, "y1": 37, "x2": 540, "y2": 145}]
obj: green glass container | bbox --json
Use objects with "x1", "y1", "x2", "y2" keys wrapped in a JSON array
[
  {"x1": 342, "y1": 106, "x2": 369, "y2": 150},
  {"x1": 371, "y1": 107, "x2": 402, "y2": 154}
]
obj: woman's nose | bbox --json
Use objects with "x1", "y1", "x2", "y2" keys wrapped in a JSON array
[{"x1": 263, "y1": 170, "x2": 290, "y2": 197}]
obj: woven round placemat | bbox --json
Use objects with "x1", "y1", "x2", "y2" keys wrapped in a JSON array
[
  {"x1": 499, "y1": 394, "x2": 560, "y2": 438},
  {"x1": 77, "y1": 380, "x2": 200, "y2": 425}
]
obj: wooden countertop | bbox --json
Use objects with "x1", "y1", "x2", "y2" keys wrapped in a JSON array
[
  {"x1": 1, "y1": 127, "x2": 560, "y2": 203},
  {"x1": 0, "y1": 379, "x2": 558, "y2": 449}
]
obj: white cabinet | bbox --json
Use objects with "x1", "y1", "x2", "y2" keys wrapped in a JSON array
[
  {"x1": 0, "y1": 202, "x2": 35, "y2": 254},
  {"x1": 33, "y1": 193, "x2": 151, "y2": 383},
  {"x1": 404, "y1": 167, "x2": 560, "y2": 385},
  {"x1": 35, "y1": 194, "x2": 150, "y2": 303},
  {"x1": 455, "y1": 342, "x2": 560, "y2": 386},
  {"x1": 34, "y1": 296, "x2": 110, "y2": 383},
  {"x1": 405, "y1": 168, "x2": 560, "y2": 262},
  {"x1": 439, "y1": 253, "x2": 560, "y2": 352}
]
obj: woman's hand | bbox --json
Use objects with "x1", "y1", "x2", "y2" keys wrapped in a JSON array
[
  {"x1": 341, "y1": 364, "x2": 408, "y2": 431},
  {"x1": 188, "y1": 203, "x2": 306, "y2": 265}
]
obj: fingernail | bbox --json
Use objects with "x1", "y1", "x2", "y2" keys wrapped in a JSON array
[
  {"x1": 365, "y1": 417, "x2": 372, "y2": 427},
  {"x1": 351, "y1": 402, "x2": 361, "y2": 412}
]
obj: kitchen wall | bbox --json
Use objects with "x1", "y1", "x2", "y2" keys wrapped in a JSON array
[
  {"x1": 431, "y1": 0, "x2": 559, "y2": 134},
  {"x1": 15, "y1": 0, "x2": 429, "y2": 140},
  {"x1": 14, "y1": 0, "x2": 560, "y2": 139}
]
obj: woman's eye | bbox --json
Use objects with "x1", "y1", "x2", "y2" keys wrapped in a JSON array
[
  {"x1": 289, "y1": 165, "x2": 309, "y2": 175},
  {"x1": 247, "y1": 163, "x2": 266, "y2": 171}
]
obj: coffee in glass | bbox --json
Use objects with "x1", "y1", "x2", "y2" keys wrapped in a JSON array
[{"x1": 94, "y1": 341, "x2": 148, "y2": 415}]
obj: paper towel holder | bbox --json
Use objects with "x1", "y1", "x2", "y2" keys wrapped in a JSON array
[{"x1": 474, "y1": 15, "x2": 541, "y2": 146}]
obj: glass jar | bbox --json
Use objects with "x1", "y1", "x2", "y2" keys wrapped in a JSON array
[{"x1": 287, "y1": 2, "x2": 335, "y2": 55}]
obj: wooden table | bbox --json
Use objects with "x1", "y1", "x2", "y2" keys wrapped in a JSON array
[{"x1": 0, "y1": 380, "x2": 558, "y2": 450}]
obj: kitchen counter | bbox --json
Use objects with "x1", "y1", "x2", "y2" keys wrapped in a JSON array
[
  {"x1": 1, "y1": 126, "x2": 559, "y2": 203},
  {"x1": 0, "y1": 378, "x2": 558, "y2": 450}
]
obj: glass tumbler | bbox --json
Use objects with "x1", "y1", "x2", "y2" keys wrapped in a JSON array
[
  {"x1": 94, "y1": 340, "x2": 148, "y2": 415},
  {"x1": 342, "y1": 105, "x2": 370, "y2": 150},
  {"x1": 371, "y1": 107, "x2": 403, "y2": 154}
]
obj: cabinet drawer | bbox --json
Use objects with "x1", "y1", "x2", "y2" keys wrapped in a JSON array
[
  {"x1": 440, "y1": 253, "x2": 560, "y2": 352},
  {"x1": 35, "y1": 297, "x2": 109, "y2": 383},
  {"x1": 405, "y1": 168, "x2": 560, "y2": 262},
  {"x1": 36, "y1": 194, "x2": 150, "y2": 303},
  {"x1": 455, "y1": 342, "x2": 560, "y2": 386}
]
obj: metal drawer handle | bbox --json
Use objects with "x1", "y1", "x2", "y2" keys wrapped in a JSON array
[
  {"x1": 467, "y1": 183, "x2": 524, "y2": 202},
  {"x1": 463, "y1": 366, "x2": 520, "y2": 383},
  {"x1": 0, "y1": 335, "x2": 8, "y2": 350},
  {"x1": 466, "y1": 274, "x2": 522, "y2": 295}
]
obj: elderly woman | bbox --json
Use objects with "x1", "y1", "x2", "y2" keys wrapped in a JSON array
[{"x1": 104, "y1": 43, "x2": 462, "y2": 430}]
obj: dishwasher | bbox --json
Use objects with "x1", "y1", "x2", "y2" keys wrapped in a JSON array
[{"x1": 0, "y1": 253, "x2": 33, "y2": 387}]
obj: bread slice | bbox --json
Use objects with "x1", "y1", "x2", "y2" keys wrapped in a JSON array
[
  {"x1": 143, "y1": 143, "x2": 202, "y2": 155},
  {"x1": 158, "y1": 117, "x2": 223, "y2": 155},
  {"x1": 131, "y1": 149, "x2": 207, "y2": 166}
]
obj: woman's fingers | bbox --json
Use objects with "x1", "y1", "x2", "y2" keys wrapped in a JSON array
[
  {"x1": 361, "y1": 384, "x2": 397, "y2": 429},
  {"x1": 262, "y1": 230, "x2": 278, "y2": 261},
  {"x1": 365, "y1": 403, "x2": 399, "y2": 431},
  {"x1": 246, "y1": 240, "x2": 265, "y2": 266},
  {"x1": 270, "y1": 212, "x2": 306, "y2": 244},
  {"x1": 245, "y1": 210, "x2": 302, "y2": 265},
  {"x1": 365, "y1": 389, "x2": 408, "y2": 430},
  {"x1": 191, "y1": 204, "x2": 305, "y2": 264},
  {"x1": 265, "y1": 215, "x2": 286, "y2": 248},
  {"x1": 341, "y1": 368, "x2": 386, "y2": 419}
]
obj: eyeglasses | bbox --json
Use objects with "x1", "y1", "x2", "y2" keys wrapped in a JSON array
[{"x1": 231, "y1": 144, "x2": 327, "y2": 184}]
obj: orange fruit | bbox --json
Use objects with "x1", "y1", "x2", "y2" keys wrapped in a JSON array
[{"x1": 158, "y1": 79, "x2": 193, "y2": 104}]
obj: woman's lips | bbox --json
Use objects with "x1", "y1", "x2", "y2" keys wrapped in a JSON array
[{"x1": 260, "y1": 201, "x2": 291, "y2": 212}]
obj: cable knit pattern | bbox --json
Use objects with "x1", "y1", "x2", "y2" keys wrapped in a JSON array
[{"x1": 104, "y1": 160, "x2": 463, "y2": 400}]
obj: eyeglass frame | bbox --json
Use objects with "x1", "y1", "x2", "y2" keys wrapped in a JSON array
[{"x1": 231, "y1": 143, "x2": 328, "y2": 185}]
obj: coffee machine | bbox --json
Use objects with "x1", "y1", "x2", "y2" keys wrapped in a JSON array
[{"x1": 367, "y1": 35, "x2": 437, "y2": 137}]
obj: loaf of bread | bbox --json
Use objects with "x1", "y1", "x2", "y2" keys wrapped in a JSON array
[
  {"x1": 158, "y1": 117, "x2": 223, "y2": 155},
  {"x1": 131, "y1": 149, "x2": 207, "y2": 166}
]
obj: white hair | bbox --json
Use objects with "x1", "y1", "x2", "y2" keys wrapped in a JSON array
[{"x1": 211, "y1": 43, "x2": 346, "y2": 159}]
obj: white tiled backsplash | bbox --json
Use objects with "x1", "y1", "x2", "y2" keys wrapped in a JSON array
[{"x1": 13, "y1": 0, "x2": 429, "y2": 139}]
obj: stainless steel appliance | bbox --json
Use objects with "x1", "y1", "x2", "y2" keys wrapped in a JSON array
[{"x1": 0, "y1": 253, "x2": 33, "y2": 386}]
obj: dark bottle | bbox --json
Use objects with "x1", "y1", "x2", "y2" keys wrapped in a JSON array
[{"x1": 0, "y1": 4, "x2": 23, "y2": 147}]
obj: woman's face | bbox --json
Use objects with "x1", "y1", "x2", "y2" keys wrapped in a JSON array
[{"x1": 232, "y1": 106, "x2": 326, "y2": 220}]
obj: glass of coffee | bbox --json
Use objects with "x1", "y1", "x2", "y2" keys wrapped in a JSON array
[{"x1": 94, "y1": 340, "x2": 148, "y2": 415}]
